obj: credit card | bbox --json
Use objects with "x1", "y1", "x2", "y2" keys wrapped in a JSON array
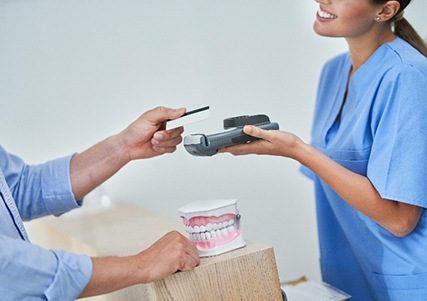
[{"x1": 166, "y1": 106, "x2": 210, "y2": 130}]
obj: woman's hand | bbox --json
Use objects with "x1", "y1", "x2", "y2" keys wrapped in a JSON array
[{"x1": 220, "y1": 125, "x2": 304, "y2": 160}]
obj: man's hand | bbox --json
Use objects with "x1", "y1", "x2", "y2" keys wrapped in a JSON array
[
  {"x1": 134, "y1": 231, "x2": 200, "y2": 283},
  {"x1": 70, "y1": 106, "x2": 186, "y2": 200},
  {"x1": 79, "y1": 231, "x2": 199, "y2": 298},
  {"x1": 119, "y1": 106, "x2": 187, "y2": 160}
]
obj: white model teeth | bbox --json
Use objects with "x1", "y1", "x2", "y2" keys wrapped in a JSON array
[
  {"x1": 186, "y1": 219, "x2": 235, "y2": 234},
  {"x1": 318, "y1": 9, "x2": 337, "y2": 19},
  {"x1": 186, "y1": 219, "x2": 237, "y2": 241},
  {"x1": 206, "y1": 223, "x2": 213, "y2": 231},
  {"x1": 188, "y1": 225, "x2": 236, "y2": 241}
]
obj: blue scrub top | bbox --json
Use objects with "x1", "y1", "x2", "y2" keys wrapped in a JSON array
[{"x1": 302, "y1": 37, "x2": 427, "y2": 300}]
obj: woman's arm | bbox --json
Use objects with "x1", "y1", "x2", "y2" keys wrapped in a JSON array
[
  {"x1": 297, "y1": 138, "x2": 422, "y2": 237},
  {"x1": 221, "y1": 125, "x2": 422, "y2": 237}
]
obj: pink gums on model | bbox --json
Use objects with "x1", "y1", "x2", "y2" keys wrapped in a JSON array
[
  {"x1": 181, "y1": 213, "x2": 241, "y2": 250},
  {"x1": 178, "y1": 199, "x2": 246, "y2": 257}
]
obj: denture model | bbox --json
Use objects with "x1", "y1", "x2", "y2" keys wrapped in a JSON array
[{"x1": 178, "y1": 199, "x2": 246, "y2": 257}]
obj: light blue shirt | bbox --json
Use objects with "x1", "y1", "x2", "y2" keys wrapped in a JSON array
[
  {"x1": 0, "y1": 145, "x2": 92, "y2": 300},
  {"x1": 302, "y1": 38, "x2": 427, "y2": 300}
]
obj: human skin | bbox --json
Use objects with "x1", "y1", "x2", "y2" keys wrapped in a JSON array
[
  {"x1": 66, "y1": 106, "x2": 200, "y2": 298},
  {"x1": 220, "y1": 0, "x2": 422, "y2": 238},
  {"x1": 79, "y1": 231, "x2": 199, "y2": 298},
  {"x1": 70, "y1": 106, "x2": 187, "y2": 201}
]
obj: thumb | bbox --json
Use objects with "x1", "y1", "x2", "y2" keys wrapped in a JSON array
[
  {"x1": 166, "y1": 107, "x2": 187, "y2": 121},
  {"x1": 148, "y1": 106, "x2": 186, "y2": 124},
  {"x1": 243, "y1": 125, "x2": 271, "y2": 140}
]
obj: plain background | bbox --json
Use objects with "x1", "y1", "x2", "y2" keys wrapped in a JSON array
[{"x1": 1, "y1": 0, "x2": 426, "y2": 283}]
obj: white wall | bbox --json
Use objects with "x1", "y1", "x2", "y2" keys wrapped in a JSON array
[{"x1": 1, "y1": 0, "x2": 426, "y2": 283}]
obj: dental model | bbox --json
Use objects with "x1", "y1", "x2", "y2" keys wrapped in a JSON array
[{"x1": 178, "y1": 199, "x2": 246, "y2": 257}]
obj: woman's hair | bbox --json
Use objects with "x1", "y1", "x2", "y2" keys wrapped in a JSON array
[{"x1": 373, "y1": 0, "x2": 427, "y2": 57}]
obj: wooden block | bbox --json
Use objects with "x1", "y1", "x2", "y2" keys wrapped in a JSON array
[
  {"x1": 28, "y1": 202, "x2": 283, "y2": 301},
  {"x1": 146, "y1": 242, "x2": 282, "y2": 300}
]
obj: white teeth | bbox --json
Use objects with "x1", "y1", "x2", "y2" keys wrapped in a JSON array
[
  {"x1": 318, "y1": 9, "x2": 337, "y2": 19},
  {"x1": 185, "y1": 218, "x2": 238, "y2": 241},
  {"x1": 206, "y1": 223, "x2": 213, "y2": 231}
]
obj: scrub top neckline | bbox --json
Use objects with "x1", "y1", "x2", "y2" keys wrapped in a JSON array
[
  {"x1": 350, "y1": 37, "x2": 401, "y2": 91},
  {"x1": 323, "y1": 38, "x2": 403, "y2": 146}
]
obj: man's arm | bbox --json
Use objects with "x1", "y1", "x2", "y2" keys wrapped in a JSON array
[
  {"x1": 0, "y1": 233, "x2": 92, "y2": 300},
  {"x1": 79, "y1": 231, "x2": 199, "y2": 298},
  {"x1": 70, "y1": 106, "x2": 185, "y2": 200},
  {"x1": 69, "y1": 106, "x2": 201, "y2": 297}
]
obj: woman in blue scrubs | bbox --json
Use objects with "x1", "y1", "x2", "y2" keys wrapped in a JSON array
[{"x1": 221, "y1": 0, "x2": 427, "y2": 300}]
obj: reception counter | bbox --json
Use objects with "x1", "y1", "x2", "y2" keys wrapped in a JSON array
[{"x1": 28, "y1": 202, "x2": 283, "y2": 300}]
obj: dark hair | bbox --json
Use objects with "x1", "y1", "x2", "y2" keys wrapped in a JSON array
[{"x1": 373, "y1": 0, "x2": 427, "y2": 57}]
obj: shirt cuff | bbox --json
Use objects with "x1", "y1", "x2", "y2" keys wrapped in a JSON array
[
  {"x1": 41, "y1": 154, "x2": 81, "y2": 216},
  {"x1": 299, "y1": 164, "x2": 315, "y2": 180},
  {"x1": 44, "y1": 251, "x2": 93, "y2": 300}
]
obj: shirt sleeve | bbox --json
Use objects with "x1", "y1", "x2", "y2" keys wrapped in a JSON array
[
  {"x1": 367, "y1": 64, "x2": 427, "y2": 208},
  {"x1": 299, "y1": 165, "x2": 315, "y2": 180},
  {"x1": 0, "y1": 233, "x2": 92, "y2": 300},
  {"x1": 0, "y1": 145, "x2": 81, "y2": 220}
]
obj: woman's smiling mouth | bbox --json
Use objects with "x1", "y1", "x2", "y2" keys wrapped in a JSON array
[{"x1": 317, "y1": 8, "x2": 338, "y2": 20}]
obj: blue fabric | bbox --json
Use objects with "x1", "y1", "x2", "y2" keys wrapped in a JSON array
[
  {"x1": 0, "y1": 145, "x2": 92, "y2": 300},
  {"x1": 302, "y1": 37, "x2": 427, "y2": 300}
]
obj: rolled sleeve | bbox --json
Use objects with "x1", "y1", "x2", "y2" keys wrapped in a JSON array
[
  {"x1": 1, "y1": 146, "x2": 82, "y2": 220},
  {"x1": 44, "y1": 250, "x2": 93, "y2": 300},
  {"x1": 0, "y1": 234, "x2": 92, "y2": 300},
  {"x1": 41, "y1": 154, "x2": 81, "y2": 217}
]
